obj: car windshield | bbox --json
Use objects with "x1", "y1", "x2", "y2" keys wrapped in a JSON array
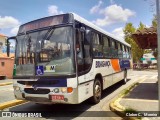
[{"x1": 15, "y1": 26, "x2": 75, "y2": 76}]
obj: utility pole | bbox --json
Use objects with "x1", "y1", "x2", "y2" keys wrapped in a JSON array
[{"x1": 156, "y1": 0, "x2": 160, "y2": 113}]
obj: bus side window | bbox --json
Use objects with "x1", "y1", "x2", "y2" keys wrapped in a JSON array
[
  {"x1": 118, "y1": 43, "x2": 123, "y2": 58},
  {"x1": 123, "y1": 45, "x2": 127, "y2": 58},
  {"x1": 126, "y1": 47, "x2": 130, "y2": 59},
  {"x1": 122, "y1": 45, "x2": 125, "y2": 58},
  {"x1": 92, "y1": 32, "x2": 103, "y2": 58},
  {"x1": 103, "y1": 36, "x2": 110, "y2": 58},
  {"x1": 114, "y1": 41, "x2": 118, "y2": 58},
  {"x1": 126, "y1": 47, "x2": 128, "y2": 58},
  {"x1": 111, "y1": 39, "x2": 116, "y2": 58}
]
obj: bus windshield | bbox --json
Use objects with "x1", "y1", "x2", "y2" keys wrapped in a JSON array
[{"x1": 15, "y1": 26, "x2": 75, "y2": 76}]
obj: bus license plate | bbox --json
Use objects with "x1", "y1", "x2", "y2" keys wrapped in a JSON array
[{"x1": 51, "y1": 95, "x2": 64, "y2": 100}]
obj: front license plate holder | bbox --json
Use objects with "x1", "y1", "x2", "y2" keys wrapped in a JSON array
[{"x1": 50, "y1": 95, "x2": 64, "y2": 100}]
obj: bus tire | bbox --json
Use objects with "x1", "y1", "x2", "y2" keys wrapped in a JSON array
[
  {"x1": 123, "y1": 70, "x2": 127, "y2": 84},
  {"x1": 90, "y1": 79, "x2": 102, "y2": 104}
]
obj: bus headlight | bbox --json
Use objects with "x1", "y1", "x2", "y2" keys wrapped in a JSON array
[
  {"x1": 53, "y1": 88, "x2": 59, "y2": 93},
  {"x1": 61, "y1": 88, "x2": 67, "y2": 93}
]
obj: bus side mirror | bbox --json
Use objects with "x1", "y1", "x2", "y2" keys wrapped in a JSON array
[{"x1": 6, "y1": 36, "x2": 16, "y2": 57}]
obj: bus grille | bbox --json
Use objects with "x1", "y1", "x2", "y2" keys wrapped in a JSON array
[
  {"x1": 18, "y1": 80, "x2": 58, "y2": 86},
  {"x1": 24, "y1": 88, "x2": 50, "y2": 94}
]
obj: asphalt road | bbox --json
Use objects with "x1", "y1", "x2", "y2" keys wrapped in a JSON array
[{"x1": 0, "y1": 70, "x2": 158, "y2": 120}]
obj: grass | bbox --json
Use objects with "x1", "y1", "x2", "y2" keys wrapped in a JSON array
[
  {"x1": 120, "y1": 82, "x2": 139, "y2": 97},
  {"x1": 124, "y1": 108, "x2": 137, "y2": 113}
]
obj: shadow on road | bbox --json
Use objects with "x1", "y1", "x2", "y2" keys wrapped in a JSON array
[{"x1": 8, "y1": 80, "x2": 127, "y2": 119}]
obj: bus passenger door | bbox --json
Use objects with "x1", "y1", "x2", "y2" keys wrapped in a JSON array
[
  {"x1": 83, "y1": 29, "x2": 93, "y2": 81},
  {"x1": 76, "y1": 27, "x2": 93, "y2": 83},
  {"x1": 76, "y1": 29, "x2": 85, "y2": 83}
]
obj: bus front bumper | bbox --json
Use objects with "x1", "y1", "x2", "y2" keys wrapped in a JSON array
[{"x1": 14, "y1": 87, "x2": 79, "y2": 104}]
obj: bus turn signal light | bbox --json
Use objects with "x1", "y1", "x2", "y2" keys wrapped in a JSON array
[{"x1": 67, "y1": 87, "x2": 73, "y2": 93}]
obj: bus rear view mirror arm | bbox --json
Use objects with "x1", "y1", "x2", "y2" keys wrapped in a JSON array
[{"x1": 6, "y1": 36, "x2": 16, "y2": 57}]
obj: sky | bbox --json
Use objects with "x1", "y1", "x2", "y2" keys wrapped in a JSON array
[{"x1": 0, "y1": 0, "x2": 156, "y2": 39}]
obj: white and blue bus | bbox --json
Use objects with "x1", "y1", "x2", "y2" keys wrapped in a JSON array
[{"x1": 7, "y1": 13, "x2": 132, "y2": 104}]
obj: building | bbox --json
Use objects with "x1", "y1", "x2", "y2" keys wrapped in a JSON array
[
  {"x1": 132, "y1": 27, "x2": 157, "y2": 49},
  {"x1": 0, "y1": 34, "x2": 15, "y2": 79},
  {"x1": 0, "y1": 53, "x2": 15, "y2": 79},
  {"x1": 0, "y1": 34, "x2": 7, "y2": 53}
]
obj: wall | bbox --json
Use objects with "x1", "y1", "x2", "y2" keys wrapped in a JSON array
[{"x1": 0, "y1": 57, "x2": 14, "y2": 78}]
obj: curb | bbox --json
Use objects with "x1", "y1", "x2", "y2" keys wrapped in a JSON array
[
  {"x1": 0, "y1": 100, "x2": 27, "y2": 110},
  {"x1": 0, "y1": 82, "x2": 13, "y2": 86},
  {"x1": 109, "y1": 82, "x2": 140, "y2": 120}
]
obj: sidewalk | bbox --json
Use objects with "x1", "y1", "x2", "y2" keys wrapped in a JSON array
[
  {"x1": 110, "y1": 77, "x2": 159, "y2": 119},
  {"x1": 120, "y1": 78, "x2": 158, "y2": 111}
]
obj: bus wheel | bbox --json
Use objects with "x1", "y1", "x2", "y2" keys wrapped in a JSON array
[
  {"x1": 90, "y1": 79, "x2": 102, "y2": 104},
  {"x1": 123, "y1": 70, "x2": 127, "y2": 84}
]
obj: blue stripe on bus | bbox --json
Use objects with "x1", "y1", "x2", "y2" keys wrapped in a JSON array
[
  {"x1": 32, "y1": 78, "x2": 67, "y2": 87},
  {"x1": 119, "y1": 59, "x2": 130, "y2": 70}
]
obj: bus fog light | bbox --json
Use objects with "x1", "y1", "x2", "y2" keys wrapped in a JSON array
[
  {"x1": 53, "y1": 88, "x2": 59, "y2": 93},
  {"x1": 14, "y1": 95, "x2": 17, "y2": 98},
  {"x1": 22, "y1": 93, "x2": 25, "y2": 98},
  {"x1": 64, "y1": 98, "x2": 68, "y2": 102},
  {"x1": 61, "y1": 88, "x2": 67, "y2": 93}
]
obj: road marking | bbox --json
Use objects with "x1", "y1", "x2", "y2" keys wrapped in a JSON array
[
  {"x1": 129, "y1": 75, "x2": 147, "y2": 80},
  {"x1": 137, "y1": 75, "x2": 158, "y2": 83},
  {"x1": 0, "y1": 100, "x2": 27, "y2": 110},
  {"x1": 128, "y1": 75, "x2": 141, "y2": 80},
  {"x1": 142, "y1": 82, "x2": 157, "y2": 83},
  {"x1": 122, "y1": 98, "x2": 158, "y2": 102},
  {"x1": 138, "y1": 76, "x2": 150, "y2": 83},
  {"x1": 150, "y1": 75, "x2": 157, "y2": 79},
  {"x1": 0, "y1": 82, "x2": 12, "y2": 86}
]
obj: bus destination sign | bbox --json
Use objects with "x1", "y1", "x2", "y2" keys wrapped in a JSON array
[{"x1": 18, "y1": 14, "x2": 70, "y2": 34}]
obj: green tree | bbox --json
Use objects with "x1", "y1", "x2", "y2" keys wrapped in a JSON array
[
  {"x1": 123, "y1": 23, "x2": 144, "y2": 63},
  {"x1": 138, "y1": 22, "x2": 146, "y2": 30}
]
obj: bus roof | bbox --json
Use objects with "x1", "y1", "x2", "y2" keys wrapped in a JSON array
[
  {"x1": 71, "y1": 13, "x2": 131, "y2": 47},
  {"x1": 18, "y1": 12, "x2": 130, "y2": 47}
]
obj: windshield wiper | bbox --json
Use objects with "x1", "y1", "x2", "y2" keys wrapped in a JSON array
[
  {"x1": 36, "y1": 27, "x2": 56, "y2": 63},
  {"x1": 41, "y1": 27, "x2": 55, "y2": 47}
]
